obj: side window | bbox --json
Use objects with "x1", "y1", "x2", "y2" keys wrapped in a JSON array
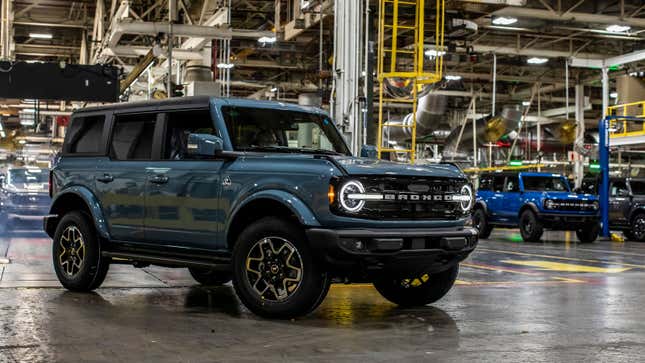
[
  {"x1": 479, "y1": 175, "x2": 492, "y2": 191},
  {"x1": 67, "y1": 115, "x2": 106, "y2": 154},
  {"x1": 505, "y1": 176, "x2": 520, "y2": 192},
  {"x1": 110, "y1": 113, "x2": 157, "y2": 160},
  {"x1": 163, "y1": 109, "x2": 217, "y2": 160},
  {"x1": 611, "y1": 181, "x2": 628, "y2": 197},
  {"x1": 492, "y1": 176, "x2": 505, "y2": 192}
]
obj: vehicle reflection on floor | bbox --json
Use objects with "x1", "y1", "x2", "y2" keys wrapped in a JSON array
[{"x1": 1, "y1": 227, "x2": 645, "y2": 361}]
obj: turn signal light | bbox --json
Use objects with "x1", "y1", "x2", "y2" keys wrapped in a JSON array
[{"x1": 328, "y1": 185, "x2": 335, "y2": 204}]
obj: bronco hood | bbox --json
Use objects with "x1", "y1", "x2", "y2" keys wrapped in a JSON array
[{"x1": 333, "y1": 156, "x2": 466, "y2": 179}]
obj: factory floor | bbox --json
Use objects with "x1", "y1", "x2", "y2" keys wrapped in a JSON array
[{"x1": 1, "y1": 227, "x2": 645, "y2": 362}]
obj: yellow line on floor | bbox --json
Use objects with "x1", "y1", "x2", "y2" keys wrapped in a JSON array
[
  {"x1": 460, "y1": 262, "x2": 538, "y2": 275},
  {"x1": 478, "y1": 247, "x2": 645, "y2": 269},
  {"x1": 501, "y1": 260, "x2": 631, "y2": 273}
]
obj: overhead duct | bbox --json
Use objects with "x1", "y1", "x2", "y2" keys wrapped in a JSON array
[
  {"x1": 442, "y1": 106, "x2": 522, "y2": 158},
  {"x1": 383, "y1": 93, "x2": 448, "y2": 142}
]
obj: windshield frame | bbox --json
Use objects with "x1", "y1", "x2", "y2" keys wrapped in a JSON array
[
  {"x1": 219, "y1": 105, "x2": 351, "y2": 156},
  {"x1": 521, "y1": 175, "x2": 571, "y2": 192}
]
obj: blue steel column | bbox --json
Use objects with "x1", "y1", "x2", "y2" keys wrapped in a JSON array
[{"x1": 599, "y1": 117, "x2": 610, "y2": 237}]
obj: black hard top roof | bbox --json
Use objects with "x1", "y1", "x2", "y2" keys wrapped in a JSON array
[{"x1": 74, "y1": 96, "x2": 212, "y2": 115}]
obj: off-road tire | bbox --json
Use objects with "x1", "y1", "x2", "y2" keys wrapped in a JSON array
[
  {"x1": 576, "y1": 222, "x2": 600, "y2": 243},
  {"x1": 52, "y1": 211, "x2": 110, "y2": 291},
  {"x1": 373, "y1": 264, "x2": 459, "y2": 307},
  {"x1": 629, "y1": 213, "x2": 645, "y2": 242},
  {"x1": 189, "y1": 267, "x2": 232, "y2": 286},
  {"x1": 473, "y1": 208, "x2": 493, "y2": 239},
  {"x1": 232, "y1": 217, "x2": 330, "y2": 319},
  {"x1": 519, "y1": 209, "x2": 543, "y2": 242}
]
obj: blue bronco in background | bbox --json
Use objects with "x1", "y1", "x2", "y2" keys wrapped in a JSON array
[
  {"x1": 45, "y1": 96, "x2": 478, "y2": 318},
  {"x1": 473, "y1": 172, "x2": 600, "y2": 243}
]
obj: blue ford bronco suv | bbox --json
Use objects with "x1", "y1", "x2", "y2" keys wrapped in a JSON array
[
  {"x1": 473, "y1": 172, "x2": 600, "y2": 243},
  {"x1": 45, "y1": 96, "x2": 477, "y2": 318}
]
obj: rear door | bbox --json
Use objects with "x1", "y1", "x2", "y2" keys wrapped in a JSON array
[
  {"x1": 486, "y1": 175, "x2": 506, "y2": 221},
  {"x1": 143, "y1": 108, "x2": 224, "y2": 250},
  {"x1": 609, "y1": 180, "x2": 630, "y2": 224},
  {"x1": 500, "y1": 175, "x2": 522, "y2": 222},
  {"x1": 94, "y1": 112, "x2": 159, "y2": 242}
]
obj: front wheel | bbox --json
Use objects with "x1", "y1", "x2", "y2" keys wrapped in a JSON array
[
  {"x1": 472, "y1": 208, "x2": 493, "y2": 239},
  {"x1": 373, "y1": 265, "x2": 459, "y2": 307},
  {"x1": 576, "y1": 222, "x2": 599, "y2": 243},
  {"x1": 52, "y1": 211, "x2": 110, "y2": 291},
  {"x1": 519, "y1": 210, "x2": 543, "y2": 242},
  {"x1": 629, "y1": 213, "x2": 645, "y2": 242},
  {"x1": 232, "y1": 217, "x2": 330, "y2": 319}
]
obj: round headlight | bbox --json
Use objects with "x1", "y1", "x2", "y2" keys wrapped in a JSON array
[
  {"x1": 339, "y1": 180, "x2": 366, "y2": 213},
  {"x1": 459, "y1": 184, "x2": 473, "y2": 212},
  {"x1": 592, "y1": 200, "x2": 599, "y2": 210},
  {"x1": 544, "y1": 199, "x2": 555, "y2": 209}
]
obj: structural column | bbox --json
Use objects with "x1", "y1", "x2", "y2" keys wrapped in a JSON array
[
  {"x1": 574, "y1": 84, "x2": 585, "y2": 187},
  {"x1": 333, "y1": 0, "x2": 364, "y2": 155}
]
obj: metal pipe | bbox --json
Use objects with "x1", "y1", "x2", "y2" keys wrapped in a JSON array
[{"x1": 492, "y1": 52, "x2": 497, "y2": 116}]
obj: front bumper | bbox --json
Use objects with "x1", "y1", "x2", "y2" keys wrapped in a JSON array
[
  {"x1": 306, "y1": 227, "x2": 478, "y2": 275},
  {"x1": 538, "y1": 212, "x2": 598, "y2": 228}
]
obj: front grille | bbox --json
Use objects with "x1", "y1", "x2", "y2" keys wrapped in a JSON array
[
  {"x1": 550, "y1": 200, "x2": 597, "y2": 212},
  {"x1": 344, "y1": 176, "x2": 468, "y2": 220}
]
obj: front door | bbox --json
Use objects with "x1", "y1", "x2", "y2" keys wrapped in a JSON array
[
  {"x1": 95, "y1": 112, "x2": 159, "y2": 242},
  {"x1": 144, "y1": 109, "x2": 224, "y2": 250}
]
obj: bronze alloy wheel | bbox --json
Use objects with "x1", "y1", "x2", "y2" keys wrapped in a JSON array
[
  {"x1": 58, "y1": 225, "x2": 86, "y2": 277},
  {"x1": 245, "y1": 237, "x2": 303, "y2": 302}
]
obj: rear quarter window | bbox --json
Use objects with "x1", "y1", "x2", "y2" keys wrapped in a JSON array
[{"x1": 66, "y1": 114, "x2": 107, "y2": 154}]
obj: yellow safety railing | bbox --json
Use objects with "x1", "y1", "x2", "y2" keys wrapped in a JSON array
[
  {"x1": 607, "y1": 100, "x2": 645, "y2": 138},
  {"x1": 377, "y1": 0, "x2": 445, "y2": 164}
]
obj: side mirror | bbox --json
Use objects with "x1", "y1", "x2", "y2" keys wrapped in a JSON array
[
  {"x1": 618, "y1": 189, "x2": 631, "y2": 197},
  {"x1": 187, "y1": 133, "x2": 224, "y2": 157},
  {"x1": 360, "y1": 144, "x2": 377, "y2": 159}
]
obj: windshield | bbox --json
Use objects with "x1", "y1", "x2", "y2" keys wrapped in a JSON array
[
  {"x1": 221, "y1": 106, "x2": 350, "y2": 155},
  {"x1": 522, "y1": 176, "x2": 570, "y2": 192},
  {"x1": 8, "y1": 168, "x2": 47, "y2": 184},
  {"x1": 630, "y1": 181, "x2": 645, "y2": 195}
]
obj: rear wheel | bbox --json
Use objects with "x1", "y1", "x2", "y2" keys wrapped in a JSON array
[
  {"x1": 52, "y1": 211, "x2": 110, "y2": 291},
  {"x1": 576, "y1": 222, "x2": 599, "y2": 243},
  {"x1": 373, "y1": 265, "x2": 459, "y2": 307},
  {"x1": 232, "y1": 217, "x2": 330, "y2": 319},
  {"x1": 189, "y1": 267, "x2": 232, "y2": 286},
  {"x1": 472, "y1": 208, "x2": 493, "y2": 239},
  {"x1": 630, "y1": 213, "x2": 645, "y2": 242},
  {"x1": 519, "y1": 210, "x2": 543, "y2": 242}
]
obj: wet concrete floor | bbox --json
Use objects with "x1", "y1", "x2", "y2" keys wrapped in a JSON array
[{"x1": 1, "y1": 227, "x2": 645, "y2": 362}]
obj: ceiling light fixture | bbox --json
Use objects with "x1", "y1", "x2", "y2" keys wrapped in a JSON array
[
  {"x1": 492, "y1": 16, "x2": 518, "y2": 26},
  {"x1": 29, "y1": 33, "x2": 53, "y2": 39},
  {"x1": 527, "y1": 57, "x2": 548, "y2": 65},
  {"x1": 216, "y1": 63, "x2": 234, "y2": 69},
  {"x1": 425, "y1": 49, "x2": 446, "y2": 58},
  {"x1": 445, "y1": 75, "x2": 462, "y2": 81},
  {"x1": 610, "y1": 92, "x2": 618, "y2": 98},
  {"x1": 522, "y1": 101, "x2": 531, "y2": 106},
  {"x1": 258, "y1": 36, "x2": 277, "y2": 44},
  {"x1": 606, "y1": 24, "x2": 631, "y2": 33}
]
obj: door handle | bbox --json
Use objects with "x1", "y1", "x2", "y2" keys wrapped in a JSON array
[
  {"x1": 97, "y1": 174, "x2": 114, "y2": 183},
  {"x1": 150, "y1": 175, "x2": 169, "y2": 184}
]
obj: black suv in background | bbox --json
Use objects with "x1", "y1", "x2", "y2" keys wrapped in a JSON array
[{"x1": 581, "y1": 177, "x2": 645, "y2": 241}]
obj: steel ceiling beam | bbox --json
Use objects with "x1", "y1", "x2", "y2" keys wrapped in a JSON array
[{"x1": 494, "y1": 6, "x2": 645, "y2": 28}]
